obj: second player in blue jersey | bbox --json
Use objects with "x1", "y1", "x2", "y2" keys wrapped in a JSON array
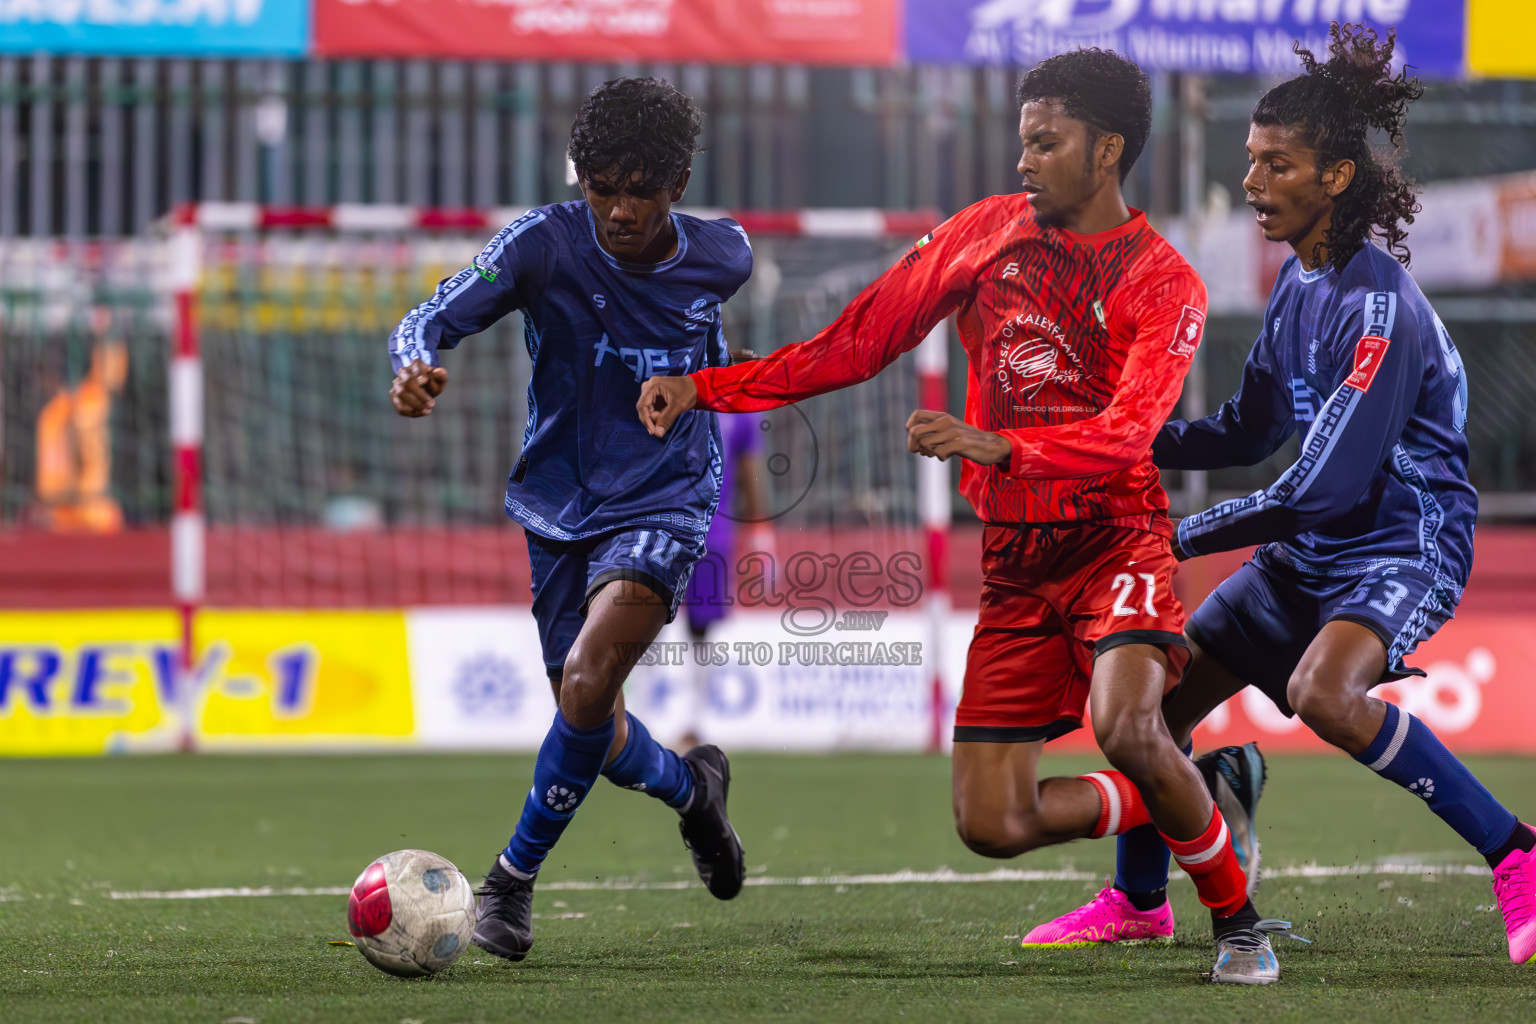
[
  {"x1": 1024, "y1": 24, "x2": 1536, "y2": 966},
  {"x1": 387, "y1": 77, "x2": 752, "y2": 963}
]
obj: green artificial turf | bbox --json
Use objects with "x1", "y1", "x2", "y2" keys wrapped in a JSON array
[{"x1": 2, "y1": 753, "x2": 1533, "y2": 1023}]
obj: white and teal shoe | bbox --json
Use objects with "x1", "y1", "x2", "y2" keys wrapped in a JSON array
[
  {"x1": 1210, "y1": 919, "x2": 1306, "y2": 985},
  {"x1": 1198, "y1": 742, "x2": 1266, "y2": 895}
]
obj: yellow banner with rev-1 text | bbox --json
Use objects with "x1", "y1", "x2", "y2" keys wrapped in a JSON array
[
  {"x1": 0, "y1": 611, "x2": 182, "y2": 755},
  {"x1": 0, "y1": 610, "x2": 414, "y2": 754},
  {"x1": 194, "y1": 610, "x2": 414, "y2": 748}
]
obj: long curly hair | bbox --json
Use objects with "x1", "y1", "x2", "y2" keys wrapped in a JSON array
[
  {"x1": 568, "y1": 77, "x2": 704, "y2": 193},
  {"x1": 1252, "y1": 22, "x2": 1425, "y2": 272}
]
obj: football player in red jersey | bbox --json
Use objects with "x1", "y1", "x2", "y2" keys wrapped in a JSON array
[{"x1": 639, "y1": 49, "x2": 1294, "y2": 983}]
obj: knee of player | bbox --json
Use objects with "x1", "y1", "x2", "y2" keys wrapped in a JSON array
[
  {"x1": 557, "y1": 660, "x2": 621, "y2": 721},
  {"x1": 1093, "y1": 716, "x2": 1161, "y2": 783},
  {"x1": 953, "y1": 811, "x2": 1043, "y2": 859},
  {"x1": 1285, "y1": 666, "x2": 1355, "y2": 734}
]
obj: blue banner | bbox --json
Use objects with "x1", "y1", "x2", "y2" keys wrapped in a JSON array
[
  {"x1": 905, "y1": 0, "x2": 1466, "y2": 78},
  {"x1": 0, "y1": 0, "x2": 308, "y2": 55}
]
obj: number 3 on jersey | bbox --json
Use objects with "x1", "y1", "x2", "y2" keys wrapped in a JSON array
[{"x1": 1111, "y1": 572, "x2": 1158, "y2": 617}]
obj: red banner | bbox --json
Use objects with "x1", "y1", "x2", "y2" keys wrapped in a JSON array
[
  {"x1": 1039, "y1": 612, "x2": 1536, "y2": 756},
  {"x1": 315, "y1": 0, "x2": 900, "y2": 64}
]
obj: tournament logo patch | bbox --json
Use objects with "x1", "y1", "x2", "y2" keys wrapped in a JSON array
[
  {"x1": 1168, "y1": 305, "x2": 1205, "y2": 357},
  {"x1": 1345, "y1": 336, "x2": 1391, "y2": 392}
]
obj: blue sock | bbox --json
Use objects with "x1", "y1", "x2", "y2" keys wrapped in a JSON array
[
  {"x1": 601, "y1": 712, "x2": 694, "y2": 810},
  {"x1": 502, "y1": 711, "x2": 617, "y2": 877},
  {"x1": 1113, "y1": 740, "x2": 1189, "y2": 898},
  {"x1": 1355, "y1": 701, "x2": 1519, "y2": 857},
  {"x1": 1115, "y1": 824, "x2": 1173, "y2": 896}
]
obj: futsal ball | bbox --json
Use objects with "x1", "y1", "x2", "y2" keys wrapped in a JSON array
[{"x1": 347, "y1": 849, "x2": 476, "y2": 978}]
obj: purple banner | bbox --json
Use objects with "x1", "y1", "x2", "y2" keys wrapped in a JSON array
[{"x1": 905, "y1": 0, "x2": 1467, "y2": 77}]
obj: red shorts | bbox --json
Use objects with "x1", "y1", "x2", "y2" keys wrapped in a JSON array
[{"x1": 954, "y1": 517, "x2": 1190, "y2": 744}]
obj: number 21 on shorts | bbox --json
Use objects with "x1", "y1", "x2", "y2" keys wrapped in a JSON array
[{"x1": 1111, "y1": 572, "x2": 1158, "y2": 617}]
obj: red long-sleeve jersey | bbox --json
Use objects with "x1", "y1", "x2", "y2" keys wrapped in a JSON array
[{"x1": 690, "y1": 192, "x2": 1207, "y2": 528}]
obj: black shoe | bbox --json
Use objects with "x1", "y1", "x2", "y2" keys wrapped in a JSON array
[
  {"x1": 1196, "y1": 742, "x2": 1266, "y2": 894},
  {"x1": 678, "y1": 745, "x2": 746, "y2": 900},
  {"x1": 472, "y1": 857, "x2": 535, "y2": 961}
]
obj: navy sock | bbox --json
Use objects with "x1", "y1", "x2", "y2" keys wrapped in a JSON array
[
  {"x1": 502, "y1": 711, "x2": 617, "y2": 877},
  {"x1": 1355, "y1": 701, "x2": 1520, "y2": 857},
  {"x1": 1113, "y1": 740, "x2": 1189, "y2": 901},
  {"x1": 601, "y1": 712, "x2": 695, "y2": 810},
  {"x1": 1115, "y1": 826, "x2": 1173, "y2": 903}
]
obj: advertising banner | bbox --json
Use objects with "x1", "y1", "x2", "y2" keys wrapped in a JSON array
[
  {"x1": 0, "y1": 0, "x2": 309, "y2": 56},
  {"x1": 1044, "y1": 613, "x2": 1535, "y2": 755},
  {"x1": 409, "y1": 604, "x2": 1536, "y2": 755},
  {"x1": 0, "y1": 610, "x2": 413, "y2": 754},
  {"x1": 0, "y1": 610, "x2": 181, "y2": 756},
  {"x1": 194, "y1": 610, "x2": 414, "y2": 749},
  {"x1": 1468, "y1": 0, "x2": 1536, "y2": 77},
  {"x1": 1495, "y1": 172, "x2": 1536, "y2": 280},
  {"x1": 4, "y1": 602, "x2": 1531, "y2": 754},
  {"x1": 314, "y1": 0, "x2": 900, "y2": 64},
  {"x1": 905, "y1": 0, "x2": 1467, "y2": 77},
  {"x1": 406, "y1": 608, "x2": 557, "y2": 750}
]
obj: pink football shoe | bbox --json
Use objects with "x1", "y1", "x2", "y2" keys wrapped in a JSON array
[
  {"x1": 1021, "y1": 885, "x2": 1174, "y2": 947},
  {"x1": 1493, "y1": 826, "x2": 1536, "y2": 964}
]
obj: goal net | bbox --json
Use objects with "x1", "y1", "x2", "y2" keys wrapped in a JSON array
[{"x1": 0, "y1": 206, "x2": 946, "y2": 611}]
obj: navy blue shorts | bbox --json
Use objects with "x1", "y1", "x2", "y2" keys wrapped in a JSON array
[
  {"x1": 526, "y1": 526, "x2": 705, "y2": 679},
  {"x1": 1186, "y1": 546, "x2": 1461, "y2": 717}
]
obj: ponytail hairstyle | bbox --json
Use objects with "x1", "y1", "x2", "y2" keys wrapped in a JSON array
[{"x1": 1252, "y1": 22, "x2": 1425, "y2": 272}]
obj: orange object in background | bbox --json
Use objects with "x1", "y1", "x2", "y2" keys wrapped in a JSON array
[{"x1": 35, "y1": 339, "x2": 128, "y2": 534}]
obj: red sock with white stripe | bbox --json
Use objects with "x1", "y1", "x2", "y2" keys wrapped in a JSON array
[
  {"x1": 1162, "y1": 808, "x2": 1249, "y2": 917},
  {"x1": 1079, "y1": 771, "x2": 1152, "y2": 839}
]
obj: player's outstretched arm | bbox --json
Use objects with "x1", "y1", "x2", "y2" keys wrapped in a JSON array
[
  {"x1": 1176, "y1": 306, "x2": 1425, "y2": 559},
  {"x1": 390, "y1": 359, "x2": 449, "y2": 418},
  {"x1": 905, "y1": 410, "x2": 1010, "y2": 465},
  {"x1": 682, "y1": 205, "x2": 988, "y2": 416},
  {"x1": 1153, "y1": 326, "x2": 1294, "y2": 471},
  {"x1": 638, "y1": 375, "x2": 698, "y2": 438},
  {"x1": 388, "y1": 210, "x2": 543, "y2": 396}
]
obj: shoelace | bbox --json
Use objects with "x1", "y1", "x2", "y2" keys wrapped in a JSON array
[
  {"x1": 1058, "y1": 886, "x2": 1120, "y2": 922},
  {"x1": 1051, "y1": 884, "x2": 1155, "y2": 927},
  {"x1": 1219, "y1": 919, "x2": 1311, "y2": 953},
  {"x1": 475, "y1": 871, "x2": 532, "y2": 898},
  {"x1": 1494, "y1": 867, "x2": 1534, "y2": 922}
]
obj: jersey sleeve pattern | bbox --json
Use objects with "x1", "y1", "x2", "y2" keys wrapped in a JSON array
[
  {"x1": 1177, "y1": 287, "x2": 1424, "y2": 559},
  {"x1": 388, "y1": 207, "x2": 549, "y2": 371},
  {"x1": 688, "y1": 202, "x2": 994, "y2": 412},
  {"x1": 1003, "y1": 260, "x2": 1207, "y2": 480}
]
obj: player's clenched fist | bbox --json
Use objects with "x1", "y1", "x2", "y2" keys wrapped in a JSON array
[
  {"x1": 637, "y1": 375, "x2": 698, "y2": 438},
  {"x1": 391, "y1": 359, "x2": 449, "y2": 418},
  {"x1": 906, "y1": 409, "x2": 1011, "y2": 466}
]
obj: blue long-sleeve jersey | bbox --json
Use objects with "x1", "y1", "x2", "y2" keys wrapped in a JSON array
[
  {"x1": 1157, "y1": 246, "x2": 1476, "y2": 589},
  {"x1": 389, "y1": 201, "x2": 754, "y2": 541}
]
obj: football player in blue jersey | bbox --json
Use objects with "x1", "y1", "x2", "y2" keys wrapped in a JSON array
[
  {"x1": 388, "y1": 77, "x2": 752, "y2": 962},
  {"x1": 1026, "y1": 24, "x2": 1536, "y2": 969}
]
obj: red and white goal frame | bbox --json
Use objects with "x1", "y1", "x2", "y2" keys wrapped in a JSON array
[{"x1": 163, "y1": 202, "x2": 952, "y2": 750}]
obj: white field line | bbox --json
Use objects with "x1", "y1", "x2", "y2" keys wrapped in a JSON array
[{"x1": 93, "y1": 862, "x2": 1492, "y2": 901}]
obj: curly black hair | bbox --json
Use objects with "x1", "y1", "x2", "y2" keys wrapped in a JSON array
[
  {"x1": 1253, "y1": 22, "x2": 1426, "y2": 272},
  {"x1": 1015, "y1": 48, "x2": 1152, "y2": 183},
  {"x1": 567, "y1": 77, "x2": 703, "y2": 194}
]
